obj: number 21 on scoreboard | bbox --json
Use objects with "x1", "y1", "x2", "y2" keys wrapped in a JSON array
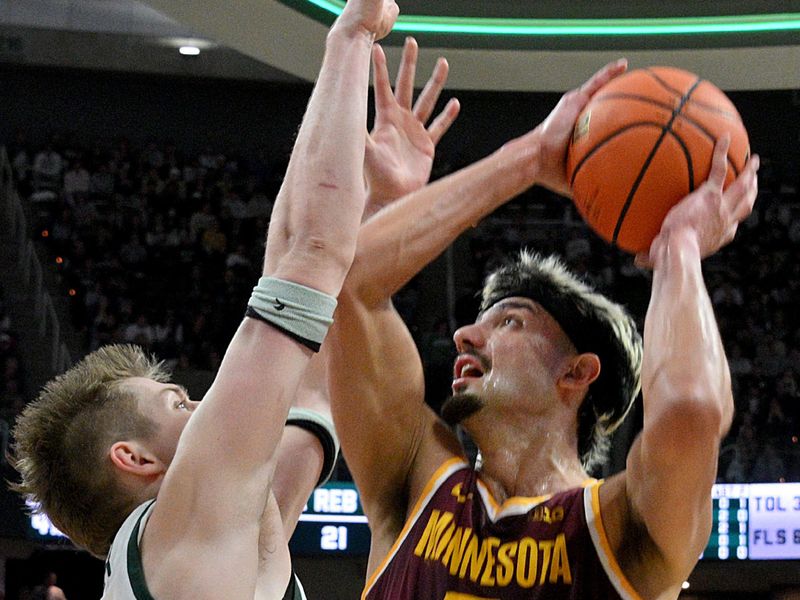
[{"x1": 321, "y1": 525, "x2": 348, "y2": 550}]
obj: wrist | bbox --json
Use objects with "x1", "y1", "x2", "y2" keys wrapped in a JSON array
[
  {"x1": 497, "y1": 130, "x2": 542, "y2": 191},
  {"x1": 327, "y1": 20, "x2": 376, "y2": 47},
  {"x1": 651, "y1": 228, "x2": 701, "y2": 268}
]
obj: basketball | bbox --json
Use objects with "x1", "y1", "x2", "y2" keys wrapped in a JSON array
[{"x1": 566, "y1": 66, "x2": 750, "y2": 254}]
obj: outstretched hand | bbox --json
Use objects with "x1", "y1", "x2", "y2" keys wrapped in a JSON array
[
  {"x1": 364, "y1": 37, "x2": 461, "y2": 212},
  {"x1": 635, "y1": 136, "x2": 760, "y2": 268},
  {"x1": 534, "y1": 59, "x2": 627, "y2": 197},
  {"x1": 334, "y1": 0, "x2": 399, "y2": 41}
]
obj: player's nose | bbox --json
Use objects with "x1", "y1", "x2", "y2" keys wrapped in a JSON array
[{"x1": 453, "y1": 322, "x2": 486, "y2": 353}]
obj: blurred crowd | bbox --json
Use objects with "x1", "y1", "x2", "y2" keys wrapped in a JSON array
[
  {"x1": 1, "y1": 131, "x2": 798, "y2": 484},
  {"x1": 0, "y1": 292, "x2": 25, "y2": 425}
]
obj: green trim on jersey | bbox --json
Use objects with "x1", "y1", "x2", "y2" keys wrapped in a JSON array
[
  {"x1": 283, "y1": 573, "x2": 307, "y2": 600},
  {"x1": 126, "y1": 499, "x2": 157, "y2": 600}
]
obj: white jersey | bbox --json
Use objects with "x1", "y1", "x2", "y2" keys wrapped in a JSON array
[
  {"x1": 101, "y1": 500, "x2": 307, "y2": 600},
  {"x1": 102, "y1": 500, "x2": 156, "y2": 600}
]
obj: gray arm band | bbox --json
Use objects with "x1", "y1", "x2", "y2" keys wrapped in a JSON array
[
  {"x1": 247, "y1": 277, "x2": 337, "y2": 352},
  {"x1": 286, "y1": 407, "x2": 340, "y2": 487}
]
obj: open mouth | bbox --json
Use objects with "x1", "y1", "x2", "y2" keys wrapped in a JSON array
[{"x1": 452, "y1": 355, "x2": 487, "y2": 388}]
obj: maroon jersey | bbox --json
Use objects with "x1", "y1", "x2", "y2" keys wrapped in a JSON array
[{"x1": 363, "y1": 458, "x2": 642, "y2": 600}]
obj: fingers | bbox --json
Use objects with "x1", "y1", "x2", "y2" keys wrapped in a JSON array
[
  {"x1": 577, "y1": 58, "x2": 627, "y2": 98},
  {"x1": 428, "y1": 98, "x2": 461, "y2": 145},
  {"x1": 727, "y1": 153, "x2": 760, "y2": 224},
  {"x1": 371, "y1": 44, "x2": 394, "y2": 112},
  {"x1": 705, "y1": 134, "x2": 731, "y2": 190},
  {"x1": 413, "y1": 57, "x2": 449, "y2": 124},
  {"x1": 394, "y1": 37, "x2": 419, "y2": 109}
]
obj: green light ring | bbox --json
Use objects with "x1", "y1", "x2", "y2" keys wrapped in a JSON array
[{"x1": 300, "y1": 0, "x2": 800, "y2": 35}]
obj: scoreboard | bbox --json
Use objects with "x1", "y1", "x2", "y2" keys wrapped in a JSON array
[
  {"x1": 289, "y1": 481, "x2": 371, "y2": 556},
  {"x1": 703, "y1": 482, "x2": 800, "y2": 560},
  {"x1": 27, "y1": 481, "x2": 800, "y2": 560}
]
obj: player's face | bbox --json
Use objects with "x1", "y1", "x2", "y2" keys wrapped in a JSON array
[
  {"x1": 444, "y1": 297, "x2": 575, "y2": 426},
  {"x1": 125, "y1": 376, "x2": 199, "y2": 467}
]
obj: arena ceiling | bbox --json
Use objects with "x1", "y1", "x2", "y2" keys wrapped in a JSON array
[{"x1": 1, "y1": 0, "x2": 800, "y2": 90}]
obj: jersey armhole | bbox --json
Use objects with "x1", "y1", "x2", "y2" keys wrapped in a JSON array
[
  {"x1": 583, "y1": 482, "x2": 644, "y2": 600},
  {"x1": 361, "y1": 457, "x2": 468, "y2": 599}
]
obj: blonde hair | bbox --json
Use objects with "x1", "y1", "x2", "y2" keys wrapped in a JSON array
[{"x1": 10, "y1": 344, "x2": 169, "y2": 557}]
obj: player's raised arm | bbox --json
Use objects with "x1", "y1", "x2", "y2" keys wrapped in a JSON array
[
  {"x1": 619, "y1": 137, "x2": 759, "y2": 594},
  {"x1": 139, "y1": 2, "x2": 399, "y2": 597},
  {"x1": 271, "y1": 355, "x2": 337, "y2": 539},
  {"x1": 326, "y1": 38, "x2": 460, "y2": 538},
  {"x1": 264, "y1": 1, "x2": 397, "y2": 295}
]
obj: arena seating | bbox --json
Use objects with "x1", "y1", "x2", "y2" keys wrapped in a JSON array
[{"x1": 2, "y1": 135, "x2": 798, "y2": 484}]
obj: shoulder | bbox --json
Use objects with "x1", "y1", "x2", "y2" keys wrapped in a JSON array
[
  {"x1": 367, "y1": 454, "x2": 470, "y2": 567},
  {"x1": 597, "y1": 473, "x2": 679, "y2": 598}
]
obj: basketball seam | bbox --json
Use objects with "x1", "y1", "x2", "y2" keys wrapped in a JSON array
[
  {"x1": 611, "y1": 77, "x2": 704, "y2": 245},
  {"x1": 684, "y1": 97, "x2": 738, "y2": 120},
  {"x1": 642, "y1": 67, "x2": 742, "y2": 125},
  {"x1": 670, "y1": 130, "x2": 695, "y2": 199},
  {"x1": 673, "y1": 114, "x2": 743, "y2": 177},
  {"x1": 594, "y1": 89, "x2": 738, "y2": 122},
  {"x1": 641, "y1": 69, "x2": 744, "y2": 174},
  {"x1": 592, "y1": 92, "x2": 676, "y2": 113},
  {"x1": 643, "y1": 68, "x2": 686, "y2": 97},
  {"x1": 675, "y1": 111, "x2": 739, "y2": 140},
  {"x1": 569, "y1": 123, "x2": 667, "y2": 188}
]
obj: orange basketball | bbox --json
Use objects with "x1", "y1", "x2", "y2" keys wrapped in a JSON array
[{"x1": 566, "y1": 66, "x2": 750, "y2": 254}]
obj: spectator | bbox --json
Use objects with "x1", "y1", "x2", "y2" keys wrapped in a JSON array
[
  {"x1": 49, "y1": 208, "x2": 75, "y2": 252},
  {"x1": 119, "y1": 234, "x2": 148, "y2": 268},
  {"x1": 70, "y1": 193, "x2": 98, "y2": 228},
  {"x1": 8, "y1": 129, "x2": 32, "y2": 193},
  {"x1": 62, "y1": 160, "x2": 90, "y2": 199},
  {"x1": 153, "y1": 311, "x2": 184, "y2": 360},
  {"x1": 32, "y1": 143, "x2": 63, "y2": 192},
  {"x1": 728, "y1": 341, "x2": 753, "y2": 378},
  {"x1": 725, "y1": 419, "x2": 786, "y2": 483},
  {"x1": 142, "y1": 140, "x2": 164, "y2": 170},
  {"x1": 30, "y1": 572, "x2": 68, "y2": 600},
  {"x1": 226, "y1": 243, "x2": 253, "y2": 272},
  {"x1": 145, "y1": 213, "x2": 168, "y2": 249},
  {"x1": 123, "y1": 313, "x2": 154, "y2": 348},
  {"x1": 90, "y1": 300, "x2": 119, "y2": 351},
  {"x1": 755, "y1": 339, "x2": 788, "y2": 379},
  {"x1": 246, "y1": 188, "x2": 273, "y2": 219},
  {"x1": 189, "y1": 202, "x2": 216, "y2": 241},
  {"x1": 89, "y1": 162, "x2": 115, "y2": 199},
  {"x1": 200, "y1": 219, "x2": 227, "y2": 256}
]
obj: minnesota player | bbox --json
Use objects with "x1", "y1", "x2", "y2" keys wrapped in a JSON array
[{"x1": 328, "y1": 54, "x2": 760, "y2": 598}]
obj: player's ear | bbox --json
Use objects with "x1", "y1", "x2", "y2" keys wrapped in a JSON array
[
  {"x1": 559, "y1": 353, "x2": 601, "y2": 391},
  {"x1": 109, "y1": 440, "x2": 164, "y2": 477}
]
